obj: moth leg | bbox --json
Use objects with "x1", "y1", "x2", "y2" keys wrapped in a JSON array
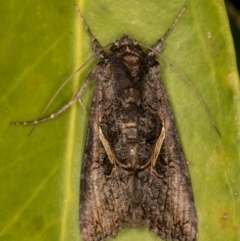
[
  {"x1": 78, "y1": 98, "x2": 87, "y2": 114},
  {"x1": 147, "y1": 7, "x2": 186, "y2": 58},
  {"x1": 74, "y1": 5, "x2": 105, "y2": 59},
  {"x1": 150, "y1": 126, "x2": 166, "y2": 178},
  {"x1": 11, "y1": 71, "x2": 95, "y2": 126}
]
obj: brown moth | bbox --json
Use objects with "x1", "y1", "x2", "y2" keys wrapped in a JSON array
[{"x1": 12, "y1": 5, "x2": 197, "y2": 241}]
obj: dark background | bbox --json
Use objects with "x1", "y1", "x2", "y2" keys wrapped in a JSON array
[
  {"x1": 229, "y1": 0, "x2": 240, "y2": 10},
  {"x1": 227, "y1": 0, "x2": 240, "y2": 71}
]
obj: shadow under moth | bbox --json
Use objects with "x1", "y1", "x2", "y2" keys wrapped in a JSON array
[{"x1": 12, "y1": 5, "x2": 197, "y2": 241}]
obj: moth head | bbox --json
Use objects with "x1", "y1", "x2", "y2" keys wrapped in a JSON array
[{"x1": 110, "y1": 34, "x2": 142, "y2": 54}]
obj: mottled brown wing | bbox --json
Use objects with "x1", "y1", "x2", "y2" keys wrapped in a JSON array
[
  {"x1": 137, "y1": 63, "x2": 197, "y2": 240},
  {"x1": 80, "y1": 59, "x2": 197, "y2": 241},
  {"x1": 80, "y1": 64, "x2": 129, "y2": 241}
]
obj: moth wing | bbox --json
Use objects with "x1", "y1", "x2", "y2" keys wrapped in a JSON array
[
  {"x1": 80, "y1": 65, "x2": 128, "y2": 241},
  {"x1": 140, "y1": 64, "x2": 197, "y2": 241},
  {"x1": 80, "y1": 61, "x2": 197, "y2": 241}
]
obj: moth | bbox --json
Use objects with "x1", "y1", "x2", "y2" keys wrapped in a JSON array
[{"x1": 12, "y1": 5, "x2": 197, "y2": 241}]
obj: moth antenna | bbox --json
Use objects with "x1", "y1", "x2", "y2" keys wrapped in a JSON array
[
  {"x1": 159, "y1": 54, "x2": 221, "y2": 137},
  {"x1": 147, "y1": 7, "x2": 186, "y2": 57},
  {"x1": 12, "y1": 40, "x2": 113, "y2": 131},
  {"x1": 14, "y1": 6, "x2": 112, "y2": 134},
  {"x1": 74, "y1": 4, "x2": 105, "y2": 58},
  {"x1": 11, "y1": 72, "x2": 95, "y2": 126},
  {"x1": 140, "y1": 6, "x2": 221, "y2": 137},
  {"x1": 35, "y1": 43, "x2": 113, "y2": 121},
  {"x1": 39, "y1": 56, "x2": 95, "y2": 119},
  {"x1": 23, "y1": 55, "x2": 95, "y2": 135},
  {"x1": 74, "y1": 5, "x2": 94, "y2": 40},
  {"x1": 78, "y1": 99, "x2": 87, "y2": 114},
  {"x1": 143, "y1": 39, "x2": 221, "y2": 136},
  {"x1": 161, "y1": 7, "x2": 186, "y2": 43}
]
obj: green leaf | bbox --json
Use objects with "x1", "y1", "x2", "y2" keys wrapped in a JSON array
[{"x1": 0, "y1": 0, "x2": 239, "y2": 241}]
